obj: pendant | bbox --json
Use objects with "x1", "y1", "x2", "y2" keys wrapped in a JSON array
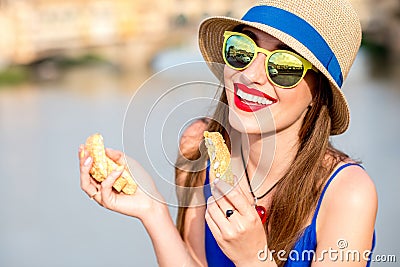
[{"x1": 255, "y1": 205, "x2": 267, "y2": 224}]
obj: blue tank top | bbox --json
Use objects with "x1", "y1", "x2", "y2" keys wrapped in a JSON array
[{"x1": 203, "y1": 162, "x2": 376, "y2": 267}]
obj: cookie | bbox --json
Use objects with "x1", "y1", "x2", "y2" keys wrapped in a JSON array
[
  {"x1": 85, "y1": 133, "x2": 137, "y2": 194},
  {"x1": 203, "y1": 131, "x2": 234, "y2": 186}
]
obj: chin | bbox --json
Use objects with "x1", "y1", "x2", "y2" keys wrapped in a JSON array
[{"x1": 228, "y1": 113, "x2": 276, "y2": 135}]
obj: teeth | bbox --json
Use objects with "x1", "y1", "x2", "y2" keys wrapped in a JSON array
[
  {"x1": 242, "y1": 92, "x2": 250, "y2": 100},
  {"x1": 237, "y1": 89, "x2": 244, "y2": 98},
  {"x1": 250, "y1": 95, "x2": 258, "y2": 103},
  {"x1": 257, "y1": 97, "x2": 271, "y2": 105},
  {"x1": 237, "y1": 88, "x2": 273, "y2": 105},
  {"x1": 255, "y1": 96, "x2": 264, "y2": 104}
]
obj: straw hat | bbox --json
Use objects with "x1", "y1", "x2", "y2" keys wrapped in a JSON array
[{"x1": 198, "y1": 0, "x2": 362, "y2": 135}]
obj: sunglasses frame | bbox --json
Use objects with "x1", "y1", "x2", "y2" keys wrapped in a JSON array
[{"x1": 222, "y1": 31, "x2": 318, "y2": 89}]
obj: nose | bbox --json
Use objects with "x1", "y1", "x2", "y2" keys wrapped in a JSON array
[{"x1": 241, "y1": 52, "x2": 269, "y2": 85}]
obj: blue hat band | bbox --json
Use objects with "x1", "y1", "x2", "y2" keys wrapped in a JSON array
[{"x1": 242, "y1": 6, "x2": 343, "y2": 87}]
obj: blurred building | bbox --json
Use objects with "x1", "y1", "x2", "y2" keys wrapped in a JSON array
[
  {"x1": 0, "y1": 0, "x2": 398, "y2": 69},
  {"x1": 0, "y1": 0, "x2": 255, "y2": 68},
  {"x1": 350, "y1": 0, "x2": 400, "y2": 59}
]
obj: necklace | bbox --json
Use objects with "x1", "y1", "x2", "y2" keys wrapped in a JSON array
[{"x1": 241, "y1": 147, "x2": 281, "y2": 224}]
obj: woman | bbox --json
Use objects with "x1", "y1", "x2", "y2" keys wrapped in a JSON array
[{"x1": 79, "y1": 0, "x2": 377, "y2": 266}]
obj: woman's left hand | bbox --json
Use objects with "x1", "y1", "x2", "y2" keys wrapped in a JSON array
[{"x1": 205, "y1": 178, "x2": 268, "y2": 266}]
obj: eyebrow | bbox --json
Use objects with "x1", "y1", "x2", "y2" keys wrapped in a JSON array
[
  {"x1": 241, "y1": 29, "x2": 258, "y2": 41},
  {"x1": 240, "y1": 29, "x2": 298, "y2": 53},
  {"x1": 276, "y1": 43, "x2": 297, "y2": 53}
]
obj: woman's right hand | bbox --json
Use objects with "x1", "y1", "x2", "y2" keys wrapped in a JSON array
[
  {"x1": 79, "y1": 145, "x2": 167, "y2": 222},
  {"x1": 79, "y1": 146, "x2": 200, "y2": 267}
]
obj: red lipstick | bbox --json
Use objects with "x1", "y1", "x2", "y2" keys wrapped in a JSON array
[{"x1": 233, "y1": 83, "x2": 277, "y2": 112}]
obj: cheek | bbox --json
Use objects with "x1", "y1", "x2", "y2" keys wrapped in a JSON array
[
  {"x1": 299, "y1": 82, "x2": 313, "y2": 105},
  {"x1": 225, "y1": 88, "x2": 233, "y2": 107},
  {"x1": 273, "y1": 84, "x2": 313, "y2": 123},
  {"x1": 291, "y1": 88, "x2": 312, "y2": 106},
  {"x1": 271, "y1": 88, "x2": 312, "y2": 135},
  {"x1": 277, "y1": 78, "x2": 313, "y2": 107},
  {"x1": 223, "y1": 65, "x2": 237, "y2": 85}
]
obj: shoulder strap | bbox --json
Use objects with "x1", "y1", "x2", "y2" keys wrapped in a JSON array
[{"x1": 312, "y1": 163, "x2": 364, "y2": 224}]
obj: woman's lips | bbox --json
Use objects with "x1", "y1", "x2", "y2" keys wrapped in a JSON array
[{"x1": 233, "y1": 83, "x2": 277, "y2": 112}]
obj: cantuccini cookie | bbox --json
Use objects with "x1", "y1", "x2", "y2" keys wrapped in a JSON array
[
  {"x1": 203, "y1": 131, "x2": 234, "y2": 186},
  {"x1": 85, "y1": 133, "x2": 137, "y2": 194}
]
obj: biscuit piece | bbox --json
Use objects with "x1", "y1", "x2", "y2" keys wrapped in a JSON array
[
  {"x1": 203, "y1": 131, "x2": 234, "y2": 186},
  {"x1": 85, "y1": 133, "x2": 137, "y2": 195}
]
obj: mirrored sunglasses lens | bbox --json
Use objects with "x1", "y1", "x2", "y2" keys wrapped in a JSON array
[
  {"x1": 268, "y1": 52, "x2": 304, "y2": 87},
  {"x1": 224, "y1": 35, "x2": 255, "y2": 69}
]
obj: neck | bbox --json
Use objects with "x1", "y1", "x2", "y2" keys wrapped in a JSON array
[{"x1": 241, "y1": 128, "x2": 300, "y2": 195}]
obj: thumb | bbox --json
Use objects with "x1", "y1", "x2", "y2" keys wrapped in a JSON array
[{"x1": 101, "y1": 166, "x2": 124, "y2": 202}]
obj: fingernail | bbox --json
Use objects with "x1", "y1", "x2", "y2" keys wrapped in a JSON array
[
  {"x1": 84, "y1": 156, "x2": 92, "y2": 166},
  {"x1": 213, "y1": 178, "x2": 220, "y2": 184}
]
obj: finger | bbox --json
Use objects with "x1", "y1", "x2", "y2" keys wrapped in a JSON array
[
  {"x1": 78, "y1": 144, "x2": 87, "y2": 165},
  {"x1": 214, "y1": 178, "x2": 253, "y2": 216},
  {"x1": 79, "y1": 145, "x2": 94, "y2": 189},
  {"x1": 100, "y1": 166, "x2": 125, "y2": 206},
  {"x1": 78, "y1": 145, "x2": 101, "y2": 198},
  {"x1": 206, "y1": 196, "x2": 230, "y2": 231},
  {"x1": 80, "y1": 159, "x2": 101, "y2": 199},
  {"x1": 212, "y1": 192, "x2": 240, "y2": 224},
  {"x1": 205, "y1": 206, "x2": 223, "y2": 241},
  {"x1": 105, "y1": 148, "x2": 125, "y2": 165},
  {"x1": 89, "y1": 187, "x2": 101, "y2": 202},
  {"x1": 211, "y1": 182, "x2": 237, "y2": 219},
  {"x1": 78, "y1": 144, "x2": 85, "y2": 160}
]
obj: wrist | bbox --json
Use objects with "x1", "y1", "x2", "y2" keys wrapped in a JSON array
[{"x1": 140, "y1": 201, "x2": 170, "y2": 226}]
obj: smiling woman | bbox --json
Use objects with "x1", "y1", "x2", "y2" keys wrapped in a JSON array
[
  {"x1": 180, "y1": 0, "x2": 377, "y2": 266},
  {"x1": 79, "y1": 0, "x2": 377, "y2": 267}
]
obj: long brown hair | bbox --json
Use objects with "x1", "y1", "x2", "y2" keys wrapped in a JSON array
[{"x1": 175, "y1": 74, "x2": 349, "y2": 266}]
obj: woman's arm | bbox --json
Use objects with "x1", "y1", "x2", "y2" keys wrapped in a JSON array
[
  {"x1": 312, "y1": 164, "x2": 378, "y2": 266},
  {"x1": 142, "y1": 205, "x2": 198, "y2": 266},
  {"x1": 79, "y1": 147, "x2": 200, "y2": 267}
]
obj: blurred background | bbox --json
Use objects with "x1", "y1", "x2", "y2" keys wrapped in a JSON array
[{"x1": 0, "y1": 0, "x2": 399, "y2": 266}]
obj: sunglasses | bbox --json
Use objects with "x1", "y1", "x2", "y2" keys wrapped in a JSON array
[{"x1": 222, "y1": 31, "x2": 318, "y2": 89}]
